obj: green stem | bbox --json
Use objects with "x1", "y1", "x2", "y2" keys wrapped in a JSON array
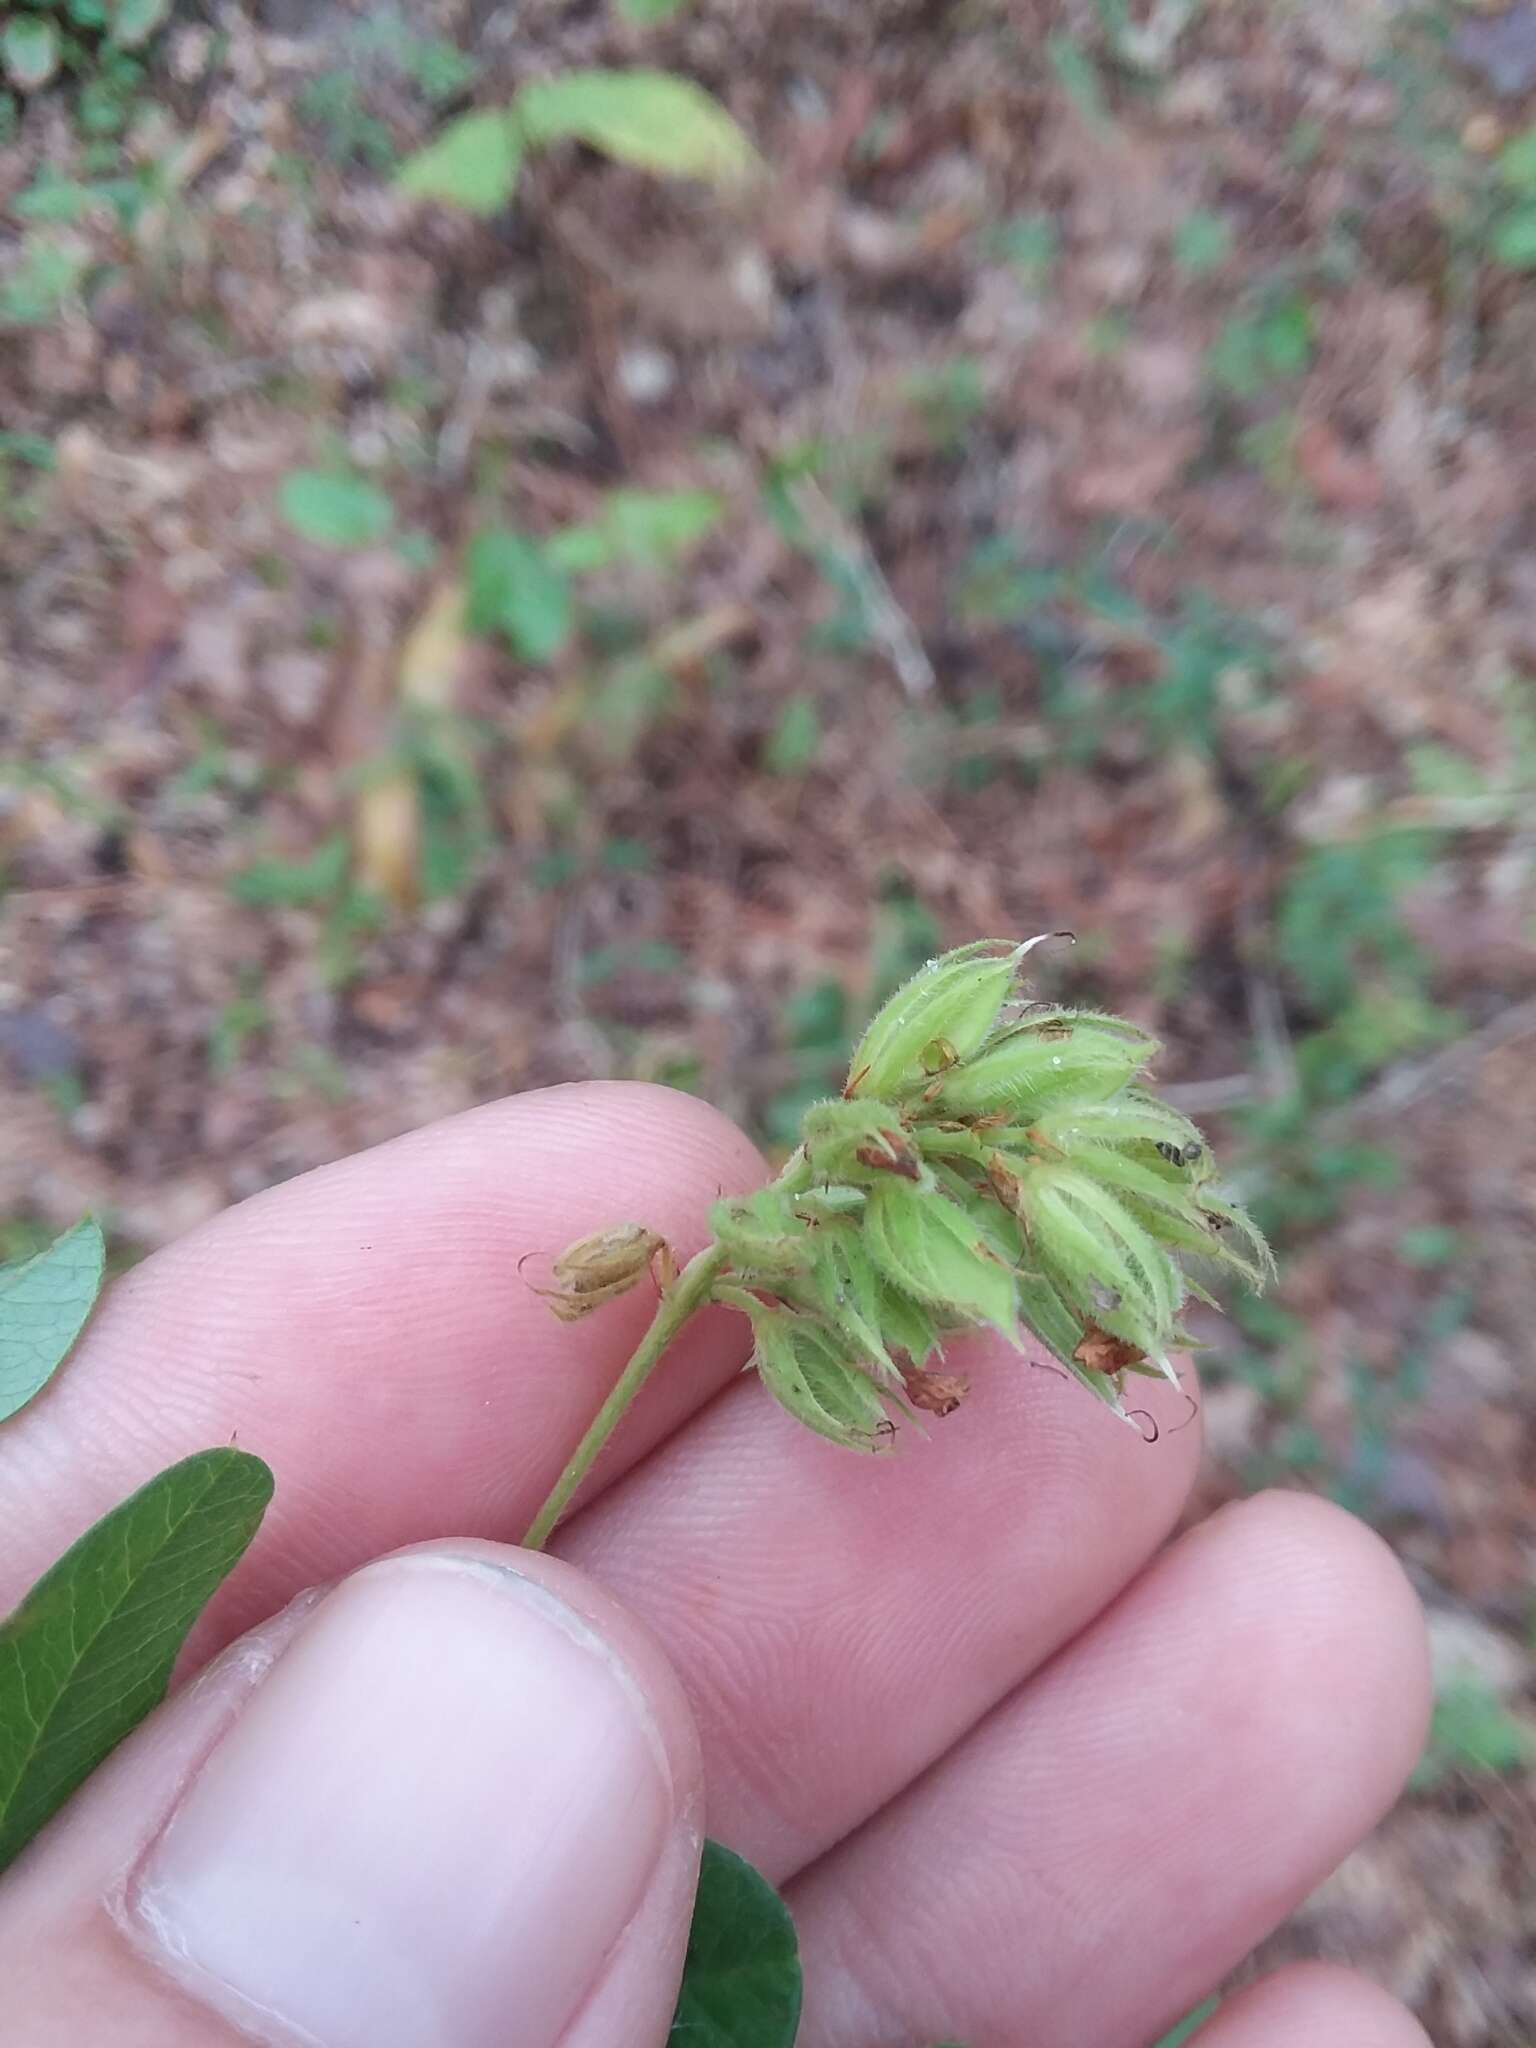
[{"x1": 522, "y1": 1240, "x2": 731, "y2": 1551}]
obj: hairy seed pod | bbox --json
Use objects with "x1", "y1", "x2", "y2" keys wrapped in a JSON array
[{"x1": 538, "y1": 1224, "x2": 666, "y2": 1323}]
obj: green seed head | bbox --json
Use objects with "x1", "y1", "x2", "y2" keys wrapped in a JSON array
[
  {"x1": 736, "y1": 940, "x2": 1272, "y2": 1442},
  {"x1": 543, "y1": 939, "x2": 1274, "y2": 1452}
]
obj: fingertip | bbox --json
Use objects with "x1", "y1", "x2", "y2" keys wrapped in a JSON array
[
  {"x1": 517, "y1": 1080, "x2": 769, "y2": 1200},
  {"x1": 1192, "y1": 1489, "x2": 1432, "y2": 1795},
  {"x1": 1194, "y1": 1963, "x2": 1433, "y2": 2047}
]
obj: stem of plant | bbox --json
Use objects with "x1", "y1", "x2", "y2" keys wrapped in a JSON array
[{"x1": 522, "y1": 1239, "x2": 731, "y2": 1551}]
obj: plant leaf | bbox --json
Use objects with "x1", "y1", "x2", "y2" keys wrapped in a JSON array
[
  {"x1": 278, "y1": 470, "x2": 395, "y2": 549},
  {"x1": 229, "y1": 832, "x2": 350, "y2": 907},
  {"x1": 109, "y1": 0, "x2": 172, "y2": 49},
  {"x1": 764, "y1": 693, "x2": 822, "y2": 776},
  {"x1": 1498, "y1": 124, "x2": 1536, "y2": 191},
  {"x1": 396, "y1": 108, "x2": 525, "y2": 216},
  {"x1": 0, "y1": 1218, "x2": 106, "y2": 1423},
  {"x1": 0, "y1": 1448, "x2": 274, "y2": 1872},
  {"x1": 668, "y1": 1839, "x2": 803, "y2": 2048},
  {"x1": 1492, "y1": 206, "x2": 1536, "y2": 271},
  {"x1": 545, "y1": 486, "x2": 724, "y2": 573},
  {"x1": 516, "y1": 68, "x2": 761, "y2": 186},
  {"x1": 465, "y1": 528, "x2": 573, "y2": 662},
  {"x1": 864, "y1": 1178, "x2": 1020, "y2": 1337},
  {"x1": 2, "y1": 19, "x2": 62, "y2": 90}
]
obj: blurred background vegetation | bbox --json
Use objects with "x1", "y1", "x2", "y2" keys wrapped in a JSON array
[{"x1": 2, "y1": 0, "x2": 1534, "y2": 2036}]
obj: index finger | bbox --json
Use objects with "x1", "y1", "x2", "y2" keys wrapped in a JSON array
[{"x1": 0, "y1": 1082, "x2": 763, "y2": 1643}]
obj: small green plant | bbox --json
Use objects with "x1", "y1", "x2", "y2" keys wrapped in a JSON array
[
  {"x1": 522, "y1": 938, "x2": 1272, "y2": 1548},
  {"x1": 981, "y1": 210, "x2": 1059, "y2": 282},
  {"x1": 954, "y1": 541, "x2": 1272, "y2": 762},
  {"x1": 0, "y1": 232, "x2": 90, "y2": 326},
  {"x1": 617, "y1": 0, "x2": 695, "y2": 20},
  {"x1": 1, "y1": 0, "x2": 165, "y2": 94},
  {"x1": 762, "y1": 693, "x2": 822, "y2": 777},
  {"x1": 396, "y1": 66, "x2": 760, "y2": 217},
  {"x1": 1171, "y1": 209, "x2": 1233, "y2": 277},
  {"x1": 465, "y1": 527, "x2": 573, "y2": 662},
  {"x1": 1205, "y1": 291, "x2": 1315, "y2": 398},
  {"x1": 1413, "y1": 1671, "x2": 1534, "y2": 1790},
  {"x1": 278, "y1": 468, "x2": 396, "y2": 550},
  {"x1": 1, "y1": 0, "x2": 164, "y2": 145},
  {"x1": 1488, "y1": 125, "x2": 1536, "y2": 270},
  {"x1": 296, "y1": 71, "x2": 399, "y2": 173}
]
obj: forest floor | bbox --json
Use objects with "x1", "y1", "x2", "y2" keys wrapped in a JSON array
[{"x1": 3, "y1": 0, "x2": 1534, "y2": 2037}]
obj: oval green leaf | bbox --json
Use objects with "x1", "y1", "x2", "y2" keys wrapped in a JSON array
[
  {"x1": 1492, "y1": 207, "x2": 1536, "y2": 271},
  {"x1": 278, "y1": 470, "x2": 395, "y2": 549},
  {"x1": 109, "y1": 0, "x2": 171, "y2": 50},
  {"x1": 517, "y1": 68, "x2": 761, "y2": 187},
  {"x1": 669, "y1": 1839, "x2": 803, "y2": 2048},
  {"x1": 465, "y1": 527, "x2": 573, "y2": 662},
  {"x1": 0, "y1": 1448, "x2": 274, "y2": 1872},
  {"x1": 396, "y1": 108, "x2": 525, "y2": 216},
  {"x1": 2, "y1": 18, "x2": 62, "y2": 90},
  {"x1": 0, "y1": 1217, "x2": 105, "y2": 1424}
]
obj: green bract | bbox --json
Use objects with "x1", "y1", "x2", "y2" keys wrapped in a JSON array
[{"x1": 542, "y1": 938, "x2": 1273, "y2": 1460}]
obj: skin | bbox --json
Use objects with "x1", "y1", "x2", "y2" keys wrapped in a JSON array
[{"x1": 0, "y1": 1082, "x2": 1434, "y2": 2047}]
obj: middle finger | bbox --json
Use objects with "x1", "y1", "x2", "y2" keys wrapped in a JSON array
[{"x1": 559, "y1": 1332, "x2": 1201, "y2": 1878}]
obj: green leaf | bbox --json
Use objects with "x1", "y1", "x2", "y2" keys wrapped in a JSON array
[
  {"x1": 396, "y1": 108, "x2": 525, "y2": 216},
  {"x1": 109, "y1": 0, "x2": 171, "y2": 49},
  {"x1": 1412, "y1": 1673, "x2": 1534, "y2": 1790},
  {"x1": 1497, "y1": 124, "x2": 1536, "y2": 192},
  {"x1": 1492, "y1": 206, "x2": 1536, "y2": 271},
  {"x1": 2, "y1": 18, "x2": 61, "y2": 90},
  {"x1": 278, "y1": 470, "x2": 395, "y2": 549},
  {"x1": 863, "y1": 1178, "x2": 1019, "y2": 1337},
  {"x1": 619, "y1": 0, "x2": 694, "y2": 19},
  {"x1": 465, "y1": 528, "x2": 573, "y2": 662},
  {"x1": 764, "y1": 694, "x2": 821, "y2": 776},
  {"x1": 229, "y1": 832, "x2": 350, "y2": 907},
  {"x1": 0, "y1": 1218, "x2": 105, "y2": 1424},
  {"x1": 14, "y1": 174, "x2": 100, "y2": 224},
  {"x1": 516, "y1": 68, "x2": 761, "y2": 186},
  {"x1": 1171, "y1": 210, "x2": 1231, "y2": 276},
  {"x1": 545, "y1": 487, "x2": 724, "y2": 573},
  {"x1": 0, "y1": 1449, "x2": 274, "y2": 1872},
  {"x1": 669, "y1": 1839, "x2": 803, "y2": 2048}
]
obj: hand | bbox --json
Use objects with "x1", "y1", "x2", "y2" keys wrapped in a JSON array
[{"x1": 0, "y1": 1084, "x2": 1431, "y2": 2048}]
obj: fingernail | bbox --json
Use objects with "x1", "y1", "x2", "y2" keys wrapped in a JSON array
[{"x1": 131, "y1": 1553, "x2": 673, "y2": 2048}]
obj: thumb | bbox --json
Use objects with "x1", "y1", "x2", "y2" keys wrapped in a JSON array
[{"x1": 1, "y1": 1540, "x2": 704, "y2": 2048}]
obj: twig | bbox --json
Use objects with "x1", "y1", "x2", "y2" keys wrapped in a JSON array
[
  {"x1": 1245, "y1": 972, "x2": 1298, "y2": 1102},
  {"x1": 1161, "y1": 1074, "x2": 1260, "y2": 1114},
  {"x1": 787, "y1": 477, "x2": 935, "y2": 698},
  {"x1": 1342, "y1": 996, "x2": 1536, "y2": 1121}
]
